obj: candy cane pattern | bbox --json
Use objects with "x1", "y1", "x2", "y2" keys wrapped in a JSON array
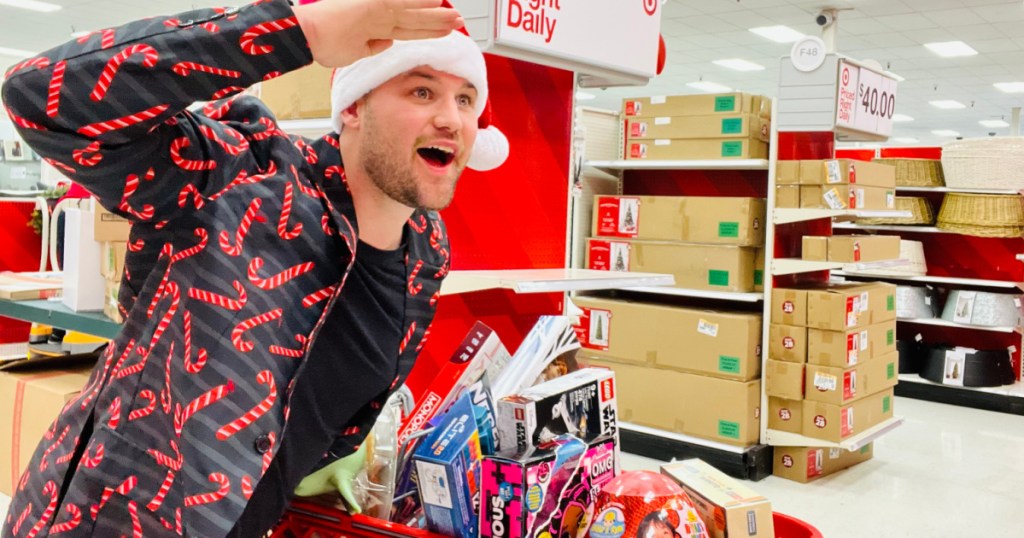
[
  {"x1": 231, "y1": 308, "x2": 283, "y2": 352},
  {"x1": 171, "y1": 61, "x2": 240, "y2": 78},
  {"x1": 55, "y1": 436, "x2": 78, "y2": 466},
  {"x1": 79, "y1": 443, "x2": 104, "y2": 469},
  {"x1": 188, "y1": 279, "x2": 247, "y2": 311},
  {"x1": 182, "y1": 311, "x2": 208, "y2": 374},
  {"x1": 170, "y1": 227, "x2": 209, "y2": 263},
  {"x1": 4, "y1": 56, "x2": 49, "y2": 78},
  {"x1": 260, "y1": 432, "x2": 276, "y2": 474},
  {"x1": 146, "y1": 441, "x2": 182, "y2": 512},
  {"x1": 170, "y1": 136, "x2": 217, "y2": 171},
  {"x1": 25, "y1": 481, "x2": 58, "y2": 538},
  {"x1": 118, "y1": 170, "x2": 156, "y2": 220},
  {"x1": 128, "y1": 500, "x2": 143, "y2": 538},
  {"x1": 128, "y1": 390, "x2": 157, "y2": 421},
  {"x1": 276, "y1": 181, "x2": 303, "y2": 240},
  {"x1": 90, "y1": 44, "x2": 159, "y2": 102},
  {"x1": 407, "y1": 259, "x2": 424, "y2": 295},
  {"x1": 76, "y1": 28, "x2": 115, "y2": 49},
  {"x1": 207, "y1": 168, "x2": 256, "y2": 203},
  {"x1": 302, "y1": 285, "x2": 336, "y2": 308},
  {"x1": 429, "y1": 290, "x2": 441, "y2": 307},
  {"x1": 321, "y1": 213, "x2": 332, "y2": 235},
  {"x1": 178, "y1": 183, "x2": 205, "y2": 210},
  {"x1": 80, "y1": 341, "x2": 127, "y2": 411},
  {"x1": 417, "y1": 324, "x2": 433, "y2": 353},
  {"x1": 143, "y1": 281, "x2": 180, "y2": 356},
  {"x1": 323, "y1": 133, "x2": 340, "y2": 150},
  {"x1": 11, "y1": 504, "x2": 30, "y2": 535},
  {"x1": 239, "y1": 16, "x2": 299, "y2": 55},
  {"x1": 199, "y1": 124, "x2": 249, "y2": 156},
  {"x1": 248, "y1": 117, "x2": 279, "y2": 141},
  {"x1": 295, "y1": 138, "x2": 318, "y2": 165},
  {"x1": 219, "y1": 197, "x2": 262, "y2": 256},
  {"x1": 43, "y1": 157, "x2": 75, "y2": 174},
  {"x1": 210, "y1": 85, "x2": 246, "y2": 101},
  {"x1": 78, "y1": 103, "x2": 170, "y2": 137},
  {"x1": 292, "y1": 164, "x2": 320, "y2": 198},
  {"x1": 72, "y1": 140, "x2": 103, "y2": 167},
  {"x1": 202, "y1": 98, "x2": 234, "y2": 121},
  {"x1": 247, "y1": 258, "x2": 314, "y2": 290},
  {"x1": 263, "y1": 71, "x2": 281, "y2": 80},
  {"x1": 269, "y1": 334, "x2": 307, "y2": 358},
  {"x1": 48, "y1": 504, "x2": 82, "y2": 534},
  {"x1": 174, "y1": 381, "x2": 234, "y2": 437},
  {"x1": 240, "y1": 475, "x2": 254, "y2": 500},
  {"x1": 160, "y1": 343, "x2": 174, "y2": 414},
  {"x1": 39, "y1": 425, "x2": 70, "y2": 472},
  {"x1": 216, "y1": 370, "x2": 276, "y2": 440},
  {"x1": 90, "y1": 476, "x2": 138, "y2": 519},
  {"x1": 398, "y1": 321, "x2": 417, "y2": 355},
  {"x1": 127, "y1": 237, "x2": 146, "y2": 252},
  {"x1": 107, "y1": 397, "x2": 122, "y2": 430},
  {"x1": 184, "y1": 472, "x2": 231, "y2": 507},
  {"x1": 408, "y1": 214, "x2": 427, "y2": 233},
  {"x1": 45, "y1": 60, "x2": 66, "y2": 118}
]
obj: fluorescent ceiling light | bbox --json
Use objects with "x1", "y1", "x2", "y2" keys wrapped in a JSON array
[
  {"x1": 924, "y1": 41, "x2": 977, "y2": 58},
  {"x1": 892, "y1": 114, "x2": 914, "y2": 122},
  {"x1": 929, "y1": 100, "x2": 966, "y2": 110},
  {"x1": 686, "y1": 81, "x2": 733, "y2": 93},
  {"x1": 712, "y1": 58, "x2": 765, "y2": 71},
  {"x1": 979, "y1": 119, "x2": 1009, "y2": 128},
  {"x1": 575, "y1": 91, "x2": 596, "y2": 101},
  {"x1": 883, "y1": 71, "x2": 905, "y2": 82},
  {"x1": 994, "y1": 82, "x2": 1024, "y2": 93},
  {"x1": 931, "y1": 129, "x2": 960, "y2": 137},
  {"x1": 891, "y1": 137, "x2": 919, "y2": 144},
  {"x1": 0, "y1": 0, "x2": 61, "y2": 13},
  {"x1": 0, "y1": 46, "x2": 35, "y2": 58},
  {"x1": 749, "y1": 25, "x2": 804, "y2": 43}
]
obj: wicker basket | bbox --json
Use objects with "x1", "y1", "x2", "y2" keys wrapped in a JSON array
[
  {"x1": 941, "y1": 138, "x2": 1024, "y2": 190},
  {"x1": 936, "y1": 193, "x2": 1024, "y2": 237},
  {"x1": 873, "y1": 158, "x2": 945, "y2": 187},
  {"x1": 858, "y1": 197, "x2": 935, "y2": 225}
]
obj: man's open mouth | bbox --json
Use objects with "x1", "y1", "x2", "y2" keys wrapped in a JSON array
[{"x1": 417, "y1": 146, "x2": 456, "y2": 167}]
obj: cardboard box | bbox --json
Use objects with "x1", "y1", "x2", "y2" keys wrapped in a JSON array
[
  {"x1": 775, "y1": 185, "x2": 800, "y2": 208},
  {"x1": 799, "y1": 184, "x2": 895, "y2": 210},
  {"x1": 259, "y1": 63, "x2": 334, "y2": 120},
  {"x1": 773, "y1": 444, "x2": 874, "y2": 483},
  {"x1": 626, "y1": 114, "x2": 770, "y2": 142},
  {"x1": 754, "y1": 248, "x2": 765, "y2": 293},
  {"x1": 801, "y1": 388, "x2": 895, "y2": 442},
  {"x1": 801, "y1": 236, "x2": 829, "y2": 261},
  {"x1": 826, "y1": 235, "x2": 901, "y2": 263},
  {"x1": 480, "y1": 436, "x2": 618, "y2": 538},
  {"x1": 661, "y1": 459, "x2": 774, "y2": 538},
  {"x1": 768, "y1": 324, "x2": 807, "y2": 363},
  {"x1": 775, "y1": 160, "x2": 801, "y2": 185},
  {"x1": 0, "y1": 272, "x2": 62, "y2": 301},
  {"x1": 799, "y1": 159, "x2": 896, "y2": 188},
  {"x1": 771, "y1": 287, "x2": 811, "y2": 327},
  {"x1": 63, "y1": 208, "x2": 105, "y2": 312},
  {"x1": 100, "y1": 241, "x2": 127, "y2": 280},
  {"x1": 587, "y1": 238, "x2": 757, "y2": 293},
  {"x1": 591, "y1": 196, "x2": 766, "y2": 246},
  {"x1": 626, "y1": 138, "x2": 768, "y2": 161},
  {"x1": 572, "y1": 296, "x2": 762, "y2": 381},
  {"x1": 583, "y1": 357, "x2": 761, "y2": 446},
  {"x1": 804, "y1": 351, "x2": 899, "y2": 406},
  {"x1": 0, "y1": 358, "x2": 94, "y2": 496},
  {"x1": 103, "y1": 277, "x2": 124, "y2": 324},
  {"x1": 767, "y1": 397, "x2": 802, "y2": 434},
  {"x1": 807, "y1": 320, "x2": 897, "y2": 367},
  {"x1": 623, "y1": 93, "x2": 769, "y2": 117},
  {"x1": 806, "y1": 282, "x2": 897, "y2": 331},
  {"x1": 496, "y1": 368, "x2": 617, "y2": 455},
  {"x1": 92, "y1": 202, "x2": 131, "y2": 242},
  {"x1": 765, "y1": 360, "x2": 804, "y2": 400}
]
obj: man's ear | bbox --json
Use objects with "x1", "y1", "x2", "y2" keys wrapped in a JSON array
[{"x1": 339, "y1": 99, "x2": 363, "y2": 130}]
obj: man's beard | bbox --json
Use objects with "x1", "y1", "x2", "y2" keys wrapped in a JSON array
[{"x1": 359, "y1": 107, "x2": 464, "y2": 211}]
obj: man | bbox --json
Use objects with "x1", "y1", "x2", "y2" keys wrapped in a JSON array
[{"x1": 0, "y1": 0, "x2": 508, "y2": 535}]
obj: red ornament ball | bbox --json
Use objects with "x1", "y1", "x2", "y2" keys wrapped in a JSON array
[{"x1": 588, "y1": 471, "x2": 708, "y2": 538}]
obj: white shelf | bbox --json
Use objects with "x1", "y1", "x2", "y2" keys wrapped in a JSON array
[
  {"x1": 897, "y1": 186, "x2": 1022, "y2": 195},
  {"x1": 898, "y1": 374, "x2": 1024, "y2": 399},
  {"x1": 585, "y1": 159, "x2": 770, "y2": 172},
  {"x1": 897, "y1": 317, "x2": 1020, "y2": 333},
  {"x1": 765, "y1": 416, "x2": 905, "y2": 451},
  {"x1": 439, "y1": 268, "x2": 674, "y2": 296},
  {"x1": 772, "y1": 258, "x2": 844, "y2": 275},
  {"x1": 833, "y1": 223, "x2": 943, "y2": 233},
  {"x1": 619, "y1": 422, "x2": 754, "y2": 454},
  {"x1": 277, "y1": 117, "x2": 332, "y2": 136},
  {"x1": 833, "y1": 270, "x2": 1021, "y2": 289},
  {"x1": 773, "y1": 208, "x2": 912, "y2": 225},
  {"x1": 618, "y1": 286, "x2": 764, "y2": 302}
]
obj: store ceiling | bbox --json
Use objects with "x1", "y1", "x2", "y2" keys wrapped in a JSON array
[{"x1": 1, "y1": 0, "x2": 1023, "y2": 146}]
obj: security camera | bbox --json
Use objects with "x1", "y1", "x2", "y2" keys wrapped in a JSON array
[
  {"x1": 816, "y1": 11, "x2": 835, "y2": 27},
  {"x1": 989, "y1": 132, "x2": 997, "y2": 137}
]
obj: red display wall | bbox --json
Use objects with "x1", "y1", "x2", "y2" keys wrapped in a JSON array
[{"x1": 0, "y1": 200, "x2": 40, "y2": 342}]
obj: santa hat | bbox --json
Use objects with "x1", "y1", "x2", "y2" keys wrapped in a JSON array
[{"x1": 325, "y1": 2, "x2": 509, "y2": 171}]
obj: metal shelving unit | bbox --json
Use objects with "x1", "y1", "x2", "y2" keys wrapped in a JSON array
[
  {"x1": 586, "y1": 159, "x2": 770, "y2": 173},
  {"x1": 764, "y1": 416, "x2": 905, "y2": 451},
  {"x1": 832, "y1": 223, "x2": 943, "y2": 233},
  {"x1": 896, "y1": 186, "x2": 1022, "y2": 195},
  {"x1": 896, "y1": 374, "x2": 1024, "y2": 416},
  {"x1": 619, "y1": 286, "x2": 764, "y2": 302},
  {"x1": 897, "y1": 317, "x2": 1019, "y2": 334},
  {"x1": 833, "y1": 270, "x2": 1021, "y2": 290},
  {"x1": 774, "y1": 208, "x2": 912, "y2": 225},
  {"x1": 440, "y1": 268, "x2": 674, "y2": 295},
  {"x1": 0, "y1": 298, "x2": 121, "y2": 339}
]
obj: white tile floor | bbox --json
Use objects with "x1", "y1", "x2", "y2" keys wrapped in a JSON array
[{"x1": 1, "y1": 397, "x2": 1020, "y2": 536}]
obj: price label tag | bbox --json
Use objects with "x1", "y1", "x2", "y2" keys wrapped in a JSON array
[
  {"x1": 835, "y1": 61, "x2": 898, "y2": 138},
  {"x1": 835, "y1": 61, "x2": 860, "y2": 130}
]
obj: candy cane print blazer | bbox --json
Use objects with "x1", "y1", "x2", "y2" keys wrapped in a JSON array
[{"x1": 0, "y1": 0, "x2": 448, "y2": 535}]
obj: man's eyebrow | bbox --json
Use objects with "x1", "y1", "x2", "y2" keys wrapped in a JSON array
[{"x1": 404, "y1": 70, "x2": 477, "y2": 93}]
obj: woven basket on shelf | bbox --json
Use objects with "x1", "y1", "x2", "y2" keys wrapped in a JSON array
[
  {"x1": 936, "y1": 193, "x2": 1024, "y2": 237},
  {"x1": 941, "y1": 138, "x2": 1024, "y2": 190},
  {"x1": 873, "y1": 158, "x2": 945, "y2": 187},
  {"x1": 858, "y1": 196, "x2": 935, "y2": 225}
]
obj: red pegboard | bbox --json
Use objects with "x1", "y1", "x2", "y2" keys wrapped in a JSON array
[{"x1": 0, "y1": 200, "x2": 42, "y2": 343}]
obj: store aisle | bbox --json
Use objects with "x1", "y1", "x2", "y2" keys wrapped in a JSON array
[
  {"x1": 624, "y1": 397, "x2": 1022, "y2": 538},
  {"x1": 1, "y1": 398, "x2": 1019, "y2": 536}
]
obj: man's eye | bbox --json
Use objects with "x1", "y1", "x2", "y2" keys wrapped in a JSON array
[
  {"x1": 458, "y1": 95, "x2": 474, "y2": 107},
  {"x1": 414, "y1": 88, "x2": 431, "y2": 99}
]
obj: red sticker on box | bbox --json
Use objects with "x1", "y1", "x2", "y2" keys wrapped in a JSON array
[
  {"x1": 573, "y1": 307, "x2": 612, "y2": 351},
  {"x1": 813, "y1": 415, "x2": 827, "y2": 429},
  {"x1": 600, "y1": 378, "x2": 615, "y2": 402},
  {"x1": 853, "y1": 240, "x2": 861, "y2": 262},
  {"x1": 783, "y1": 336, "x2": 795, "y2": 349},
  {"x1": 846, "y1": 297, "x2": 857, "y2": 327},
  {"x1": 630, "y1": 143, "x2": 647, "y2": 159},
  {"x1": 779, "y1": 408, "x2": 792, "y2": 421},
  {"x1": 514, "y1": 408, "x2": 525, "y2": 420},
  {"x1": 844, "y1": 371, "x2": 856, "y2": 401},
  {"x1": 782, "y1": 300, "x2": 795, "y2": 315},
  {"x1": 841, "y1": 407, "x2": 854, "y2": 437},
  {"x1": 846, "y1": 333, "x2": 859, "y2": 365},
  {"x1": 807, "y1": 449, "x2": 823, "y2": 478},
  {"x1": 629, "y1": 122, "x2": 647, "y2": 137},
  {"x1": 596, "y1": 197, "x2": 640, "y2": 237},
  {"x1": 625, "y1": 101, "x2": 640, "y2": 116},
  {"x1": 782, "y1": 454, "x2": 794, "y2": 468}
]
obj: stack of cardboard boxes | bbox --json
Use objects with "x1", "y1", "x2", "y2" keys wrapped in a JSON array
[
  {"x1": 622, "y1": 93, "x2": 771, "y2": 160},
  {"x1": 775, "y1": 159, "x2": 896, "y2": 210},
  {"x1": 95, "y1": 205, "x2": 129, "y2": 323},
  {"x1": 578, "y1": 194, "x2": 768, "y2": 447},
  {"x1": 767, "y1": 282, "x2": 900, "y2": 482}
]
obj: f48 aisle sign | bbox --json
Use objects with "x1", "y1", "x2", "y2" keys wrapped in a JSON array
[{"x1": 835, "y1": 60, "x2": 899, "y2": 138}]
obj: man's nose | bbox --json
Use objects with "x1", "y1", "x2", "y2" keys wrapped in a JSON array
[{"x1": 432, "y1": 97, "x2": 463, "y2": 132}]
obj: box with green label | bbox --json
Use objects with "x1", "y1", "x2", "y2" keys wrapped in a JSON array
[
  {"x1": 572, "y1": 296, "x2": 762, "y2": 381},
  {"x1": 801, "y1": 388, "x2": 895, "y2": 442},
  {"x1": 626, "y1": 138, "x2": 768, "y2": 161},
  {"x1": 622, "y1": 93, "x2": 770, "y2": 118},
  {"x1": 626, "y1": 114, "x2": 770, "y2": 142},
  {"x1": 806, "y1": 282, "x2": 897, "y2": 331},
  {"x1": 773, "y1": 444, "x2": 874, "y2": 483},
  {"x1": 754, "y1": 248, "x2": 765, "y2": 292},
  {"x1": 591, "y1": 195, "x2": 766, "y2": 246},
  {"x1": 807, "y1": 320, "x2": 897, "y2": 367},
  {"x1": 804, "y1": 351, "x2": 899, "y2": 406},
  {"x1": 582, "y1": 355, "x2": 761, "y2": 447},
  {"x1": 586, "y1": 238, "x2": 757, "y2": 292}
]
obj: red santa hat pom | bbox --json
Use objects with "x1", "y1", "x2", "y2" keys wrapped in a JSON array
[{"x1": 325, "y1": 0, "x2": 509, "y2": 171}]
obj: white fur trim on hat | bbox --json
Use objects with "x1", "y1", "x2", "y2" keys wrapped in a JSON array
[{"x1": 330, "y1": 32, "x2": 508, "y2": 171}]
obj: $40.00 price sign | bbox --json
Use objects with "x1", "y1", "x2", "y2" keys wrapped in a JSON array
[{"x1": 835, "y1": 60, "x2": 899, "y2": 137}]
